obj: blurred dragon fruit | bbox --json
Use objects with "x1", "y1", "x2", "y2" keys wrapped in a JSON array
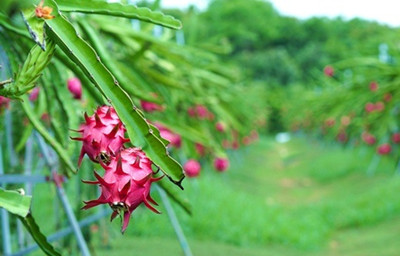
[{"x1": 67, "y1": 77, "x2": 82, "y2": 99}]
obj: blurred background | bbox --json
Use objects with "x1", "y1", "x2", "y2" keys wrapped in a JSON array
[{"x1": 2, "y1": 0, "x2": 400, "y2": 255}]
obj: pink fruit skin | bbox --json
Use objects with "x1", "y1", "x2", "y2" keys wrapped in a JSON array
[
  {"x1": 195, "y1": 143, "x2": 205, "y2": 156},
  {"x1": 324, "y1": 66, "x2": 334, "y2": 77},
  {"x1": 152, "y1": 122, "x2": 181, "y2": 148},
  {"x1": 140, "y1": 100, "x2": 163, "y2": 113},
  {"x1": 67, "y1": 77, "x2": 82, "y2": 99},
  {"x1": 377, "y1": 143, "x2": 391, "y2": 155},
  {"x1": 29, "y1": 87, "x2": 40, "y2": 101},
  {"x1": 369, "y1": 81, "x2": 378, "y2": 91},
  {"x1": 195, "y1": 105, "x2": 208, "y2": 119},
  {"x1": 82, "y1": 148, "x2": 162, "y2": 233},
  {"x1": 72, "y1": 105, "x2": 129, "y2": 166},
  {"x1": 361, "y1": 132, "x2": 376, "y2": 145},
  {"x1": 365, "y1": 102, "x2": 375, "y2": 113},
  {"x1": 374, "y1": 102, "x2": 385, "y2": 112},
  {"x1": 0, "y1": 96, "x2": 10, "y2": 109},
  {"x1": 183, "y1": 159, "x2": 201, "y2": 177},
  {"x1": 392, "y1": 133, "x2": 400, "y2": 144},
  {"x1": 215, "y1": 122, "x2": 225, "y2": 132},
  {"x1": 336, "y1": 131, "x2": 347, "y2": 143},
  {"x1": 214, "y1": 157, "x2": 229, "y2": 172},
  {"x1": 383, "y1": 93, "x2": 392, "y2": 102},
  {"x1": 187, "y1": 107, "x2": 196, "y2": 117}
]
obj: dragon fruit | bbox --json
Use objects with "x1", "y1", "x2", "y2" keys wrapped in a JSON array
[
  {"x1": 67, "y1": 77, "x2": 82, "y2": 99},
  {"x1": 29, "y1": 87, "x2": 40, "y2": 102},
  {"x1": 82, "y1": 148, "x2": 162, "y2": 233},
  {"x1": 183, "y1": 159, "x2": 201, "y2": 178},
  {"x1": 140, "y1": 100, "x2": 164, "y2": 113},
  {"x1": 214, "y1": 157, "x2": 229, "y2": 172},
  {"x1": 152, "y1": 122, "x2": 181, "y2": 148},
  {"x1": 0, "y1": 96, "x2": 10, "y2": 109},
  {"x1": 72, "y1": 105, "x2": 129, "y2": 166}
]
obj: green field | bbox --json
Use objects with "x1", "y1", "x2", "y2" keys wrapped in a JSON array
[
  {"x1": 28, "y1": 135, "x2": 400, "y2": 255},
  {"x1": 66, "y1": 136, "x2": 400, "y2": 256}
]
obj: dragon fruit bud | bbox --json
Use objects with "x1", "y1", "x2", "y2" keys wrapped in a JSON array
[
  {"x1": 365, "y1": 102, "x2": 375, "y2": 113},
  {"x1": 72, "y1": 105, "x2": 129, "y2": 166},
  {"x1": 377, "y1": 143, "x2": 391, "y2": 155},
  {"x1": 324, "y1": 65, "x2": 334, "y2": 77},
  {"x1": 183, "y1": 159, "x2": 201, "y2": 178},
  {"x1": 82, "y1": 148, "x2": 162, "y2": 233},
  {"x1": 214, "y1": 157, "x2": 229, "y2": 172},
  {"x1": 369, "y1": 81, "x2": 378, "y2": 91},
  {"x1": 0, "y1": 96, "x2": 10, "y2": 109},
  {"x1": 392, "y1": 133, "x2": 400, "y2": 144},
  {"x1": 152, "y1": 122, "x2": 181, "y2": 148},
  {"x1": 187, "y1": 107, "x2": 196, "y2": 117},
  {"x1": 374, "y1": 101, "x2": 385, "y2": 112},
  {"x1": 140, "y1": 100, "x2": 164, "y2": 113},
  {"x1": 195, "y1": 105, "x2": 209, "y2": 119},
  {"x1": 67, "y1": 77, "x2": 82, "y2": 99},
  {"x1": 383, "y1": 93, "x2": 392, "y2": 102},
  {"x1": 215, "y1": 122, "x2": 226, "y2": 132},
  {"x1": 195, "y1": 143, "x2": 205, "y2": 156},
  {"x1": 361, "y1": 132, "x2": 376, "y2": 145},
  {"x1": 29, "y1": 87, "x2": 40, "y2": 101}
]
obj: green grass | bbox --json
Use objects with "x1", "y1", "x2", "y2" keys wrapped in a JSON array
[{"x1": 28, "y1": 135, "x2": 400, "y2": 255}]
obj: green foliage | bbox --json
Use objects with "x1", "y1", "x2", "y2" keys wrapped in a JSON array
[
  {"x1": 57, "y1": 0, "x2": 182, "y2": 29},
  {"x1": 85, "y1": 137, "x2": 400, "y2": 254},
  {"x1": 0, "y1": 187, "x2": 31, "y2": 217},
  {"x1": 19, "y1": 214, "x2": 62, "y2": 256}
]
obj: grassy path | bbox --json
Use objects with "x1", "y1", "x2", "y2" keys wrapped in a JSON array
[{"x1": 47, "y1": 135, "x2": 400, "y2": 255}]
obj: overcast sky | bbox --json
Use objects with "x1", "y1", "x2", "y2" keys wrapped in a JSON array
[{"x1": 160, "y1": 0, "x2": 400, "y2": 27}]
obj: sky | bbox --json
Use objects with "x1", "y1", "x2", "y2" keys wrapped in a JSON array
[{"x1": 160, "y1": 0, "x2": 400, "y2": 27}]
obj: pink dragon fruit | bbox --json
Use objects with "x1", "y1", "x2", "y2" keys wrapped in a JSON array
[
  {"x1": 82, "y1": 148, "x2": 162, "y2": 233},
  {"x1": 140, "y1": 100, "x2": 164, "y2": 112},
  {"x1": 392, "y1": 133, "x2": 400, "y2": 144},
  {"x1": 152, "y1": 122, "x2": 181, "y2": 148},
  {"x1": 72, "y1": 105, "x2": 129, "y2": 166},
  {"x1": 377, "y1": 143, "x2": 391, "y2": 155},
  {"x1": 195, "y1": 143, "x2": 205, "y2": 156},
  {"x1": 369, "y1": 81, "x2": 378, "y2": 91},
  {"x1": 0, "y1": 96, "x2": 10, "y2": 109},
  {"x1": 361, "y1": 132, "x2": 376, "y2": 145},
  {"x1": 183, "y1": 159, "x2": 201, "y2": 178},
  {"x1": 29, "y1": 87, "x2": 40, "y2": 102},
  {"x1": 215, "y1": 122, "x2": 226, "y2": 132},
  {"x1": 214, "y1": 157, "x2": 229, "y2": 172},
  {"x1": 67, "y1": 77, "x2": 82, "y2": 99}
]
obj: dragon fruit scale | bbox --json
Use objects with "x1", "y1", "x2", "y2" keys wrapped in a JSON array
[
  {"x1": 72, "y1": 106, "x2": 129, "y2": 166},
  {"x1": 82, "y1": 148, "x2": 163, "y2": 233}
]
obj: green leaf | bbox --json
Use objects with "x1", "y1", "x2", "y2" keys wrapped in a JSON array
[
  {"x1": 20, "y1": 94, "x2": 77, "y2": 176},
  {"x1": 0, "y1": 12, "x2": 30, "y2": 38},
  {"x1": 0, "y1": 187, "x2": 31, "y2": 217},
  {"x1": 45, "y1": 0, "x2": 184, "y2": 188},
  {"x1": 21, "y1": 7, "x2": 47, "y2": 50},
  {"x1": 56, "y1": 0, "x2": 182, "y2": 29},
  {"x1": 19, "y1": 213, "x2": 61, "y2": 256}
]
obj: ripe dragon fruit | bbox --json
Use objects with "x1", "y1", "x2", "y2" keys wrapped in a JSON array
[
  {"x1": 82, "y1": 148, "x2": 162, "y2": 233},
  {"x1": 67, "y1": 77, "x2": 82, "y2": 99},
  {"x1": 214, "y1": 157, "x2": 229, "y2": 172},
  {"x1": 377, "y1": 143, "x2": 391, "y2": 155},
  {"x1": 183, "y1": 159, "x2": 201, "y2": 178},
  {"x1": 152, "y1": 122, "x2": 182, "y2": 148},
  {"x1": 72, "y1": 105, "x2": 129, "y2": 166}
]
